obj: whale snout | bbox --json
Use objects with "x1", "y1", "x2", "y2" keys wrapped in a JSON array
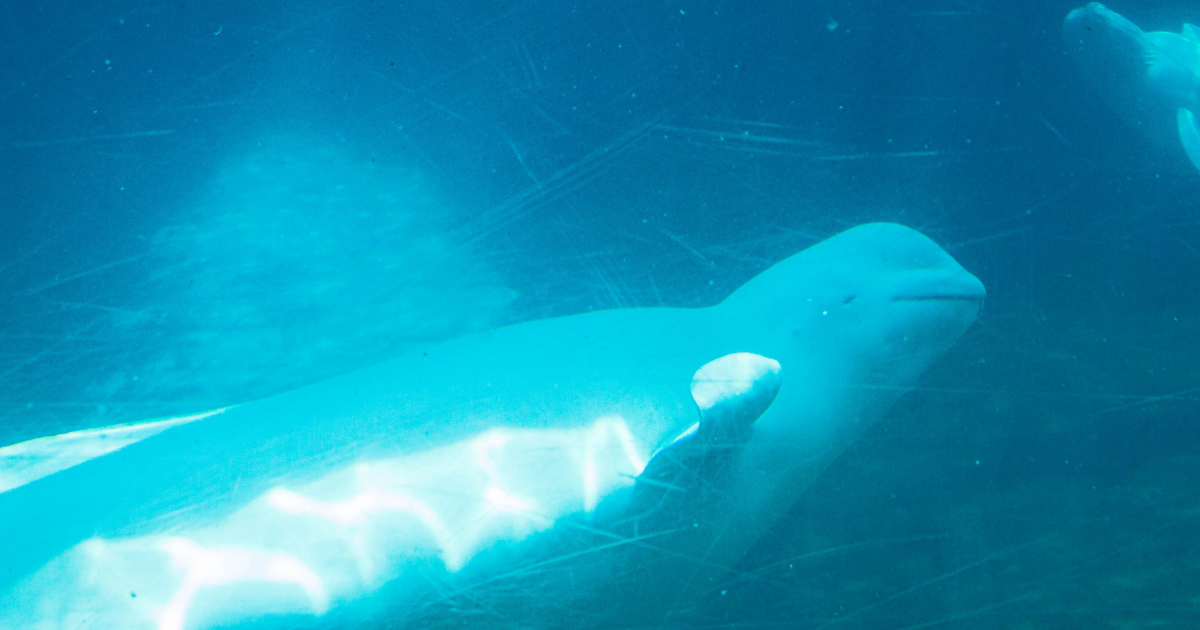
[
  {"x1": 890, "y1": 269, "x2": 986, "y2": 307},
  {"x1": 884, "y1": 266, "x2": 985, "y2": 351}
]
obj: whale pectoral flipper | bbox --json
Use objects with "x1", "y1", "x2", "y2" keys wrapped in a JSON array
[
  {"x1": 1176, "y1": 107, "x2": 1200, "y2": 170},
  {"x1": 632, "y1": 353, "x2": 781, "y2": 504},
  {"x1": 689, "y1": 352, "x2": 782, "y2": 443},
  {"x1": 1183, "y1": 23, "x2": 1200, "y2": 41}
]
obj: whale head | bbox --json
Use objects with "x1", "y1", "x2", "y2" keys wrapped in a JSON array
[
  {"x1": 722, "y1": 222, "x2": 984, "y2": 393},
  {"x1": 1065, "y1": 3, "x2": 1200, "y2": 111},
  {"x1": 1064, "y1": 3, "x2": 1149, "y2": 64},
  {"x1": 578, "y1": 223, "x2": 988, "y2": 617}
]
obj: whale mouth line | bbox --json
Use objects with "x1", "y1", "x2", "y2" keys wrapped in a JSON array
[{"x1": 891, "y1": 293, "x2": 984, "y2": 303}]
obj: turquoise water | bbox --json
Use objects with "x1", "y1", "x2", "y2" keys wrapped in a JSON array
[{"x1": 2, "y1": 0, "x2": 1199, "y2": 627}]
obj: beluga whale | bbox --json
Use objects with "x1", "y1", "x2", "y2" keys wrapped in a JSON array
[
  {"x1": 1064, "y1": 3, "x2": 1200, "y2": 171},
  {"x1": 0, "y1": 222, "x2": 984, "y2": 629}
]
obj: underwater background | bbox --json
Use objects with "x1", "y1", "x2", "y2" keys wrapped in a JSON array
[{"x1": 1, "y1": 0, "x2": 1198, "y2": 627}]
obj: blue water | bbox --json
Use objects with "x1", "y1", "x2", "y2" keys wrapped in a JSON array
[{"x1": 2, "y1": 0, "x2": 1199, "y2": 627}]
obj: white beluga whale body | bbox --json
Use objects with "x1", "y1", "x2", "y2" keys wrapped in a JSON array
[
  {"x1": 1064, "y1": 3, "x2": 1200, "y2": 171},
  {"x1": 0, "y1": 223, "x2": 984, "y2": 629}
]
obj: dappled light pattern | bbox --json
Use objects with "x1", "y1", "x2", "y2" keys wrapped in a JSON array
[
  {"x1": 9, "y1": 416, "x2": 649, "y2": 629},
  {"x1": 157, "y1": 538, "x2": 329, "y2": 630}
]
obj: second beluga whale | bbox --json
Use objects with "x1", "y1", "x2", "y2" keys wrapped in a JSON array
[
  {"x1": 0, "y1": 223, "x2": 985, "y2": 629},
  {"x1": 1064, "y1": 3, "x2": 1200, "y2": 171}
]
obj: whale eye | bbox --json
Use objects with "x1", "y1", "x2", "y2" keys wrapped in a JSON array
[{"x1": 843, "y1": 294, "x2": 857, "y2": 305}]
